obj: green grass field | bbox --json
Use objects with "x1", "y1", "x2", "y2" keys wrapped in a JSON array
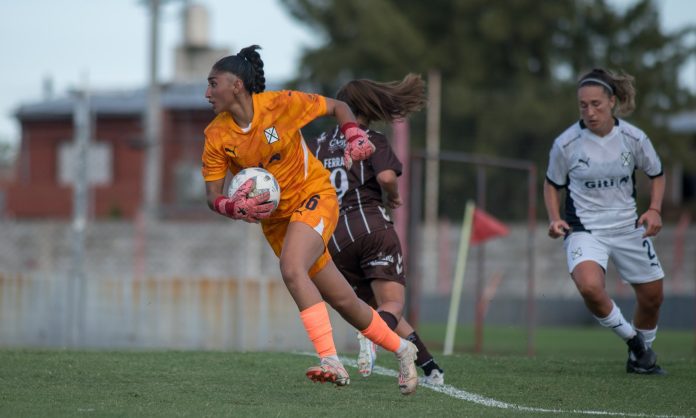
[{"x1": 1, "y1": 325, "x2": 694, "y2": 417}]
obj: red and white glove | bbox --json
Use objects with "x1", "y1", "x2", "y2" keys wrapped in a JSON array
[
  {"x1": 341, "y1": 122, "x2": 376, "y2": 169},
  {"x1": 214, "y1": 178, "x2": 274, "y2": 223}
]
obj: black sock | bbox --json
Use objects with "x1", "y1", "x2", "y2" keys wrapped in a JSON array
[
  {"x1": 419, "y1": 358, "x2": 442, "y2": 376},
  {"x1": 378, "y1": 310, "x2": 399, "y2": 330},
  {"x1": 406, "y1": 331, "x2": 443, "y2": 374}
]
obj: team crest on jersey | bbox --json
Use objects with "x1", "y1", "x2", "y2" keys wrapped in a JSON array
[
  {"x1": 621, "y1": 152, "x2": 631, "y2": 166},
  {"x1": 264, "y1": 126, "x2": 279, "y2": 144}
]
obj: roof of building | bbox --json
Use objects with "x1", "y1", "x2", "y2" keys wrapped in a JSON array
[
  {"x1": 16, "y1": 80, "x2": 286, "y2": 121},
  {"x1": 15, "y1": 82, "x2": 212, "y2": 120}
]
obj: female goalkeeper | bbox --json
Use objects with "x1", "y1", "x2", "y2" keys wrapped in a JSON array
[{"x1": 201, "y1": 45, "x2": 418, "y2": 395}]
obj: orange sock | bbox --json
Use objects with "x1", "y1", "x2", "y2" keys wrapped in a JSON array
[
  {"x1": 299, "y1": 302, "x2": 337, "y2": 358},
  {"x1": 360, "y1": 309, "x2": 401, "y2": 353}
]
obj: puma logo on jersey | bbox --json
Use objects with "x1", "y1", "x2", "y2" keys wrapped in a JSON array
[
  {"x1": 224, "y1": 146, "x2": 238, "y2": 157},
  {"x1": 264, "y1": 126, "x2": 279, "y2": 144},
  {"x1": 578, "y1": 157, "x2": 590, "y2": 168}
]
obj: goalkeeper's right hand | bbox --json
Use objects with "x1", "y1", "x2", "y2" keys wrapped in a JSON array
[{"x1": 214, "y1": 178, "x2": 274, "y2": 223}]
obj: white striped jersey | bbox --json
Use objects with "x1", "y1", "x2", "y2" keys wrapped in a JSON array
[{"x1": 546, "y1": 118, "x2": 663, "y2": 232}]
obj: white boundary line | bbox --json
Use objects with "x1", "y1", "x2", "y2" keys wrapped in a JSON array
[{"x1": 297, "y1": 352, "x2": 684, "y2": 418}]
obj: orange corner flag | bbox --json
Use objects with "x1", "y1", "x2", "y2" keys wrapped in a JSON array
[{"x1": 470, "y1": 207, "x2": 509, "y2": 245}]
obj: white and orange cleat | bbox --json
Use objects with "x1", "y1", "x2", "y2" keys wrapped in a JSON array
[
  {"x1": 305, "y1": 357, "x2": 350, "y2": 386},
  {"x1": 357, "y1": 332, "x2": 377, "y2": 377},
  {"x1": 396, "y1": 340, "x2": 419, "y2": 395}
]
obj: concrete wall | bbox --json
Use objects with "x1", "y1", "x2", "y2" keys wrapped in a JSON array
[
  {"x1": 0, "y1": 220, "x2": 358, "y2": 351},
  {"x1": 0, "y1": 220, "x2": 694, "y2": 350}
]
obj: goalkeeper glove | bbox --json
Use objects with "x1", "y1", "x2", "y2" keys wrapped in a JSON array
[
  {"x1": 341, "y1": 122, "x2": 375, "y2": 169},
  {"x1": 214, "y1": 178, "x2": 274, "y2": 223}
]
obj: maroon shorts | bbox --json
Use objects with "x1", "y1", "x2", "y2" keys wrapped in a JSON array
[{"x1": 330, "y1": 227, "x2": 406, "y2": 303}]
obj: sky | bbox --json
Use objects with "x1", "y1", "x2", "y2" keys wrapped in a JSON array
[
  {"x1": 0, "y1": 0, "x2": 694, "y2": 146},
  {"x1": 0, "y1": 0, "x2": 320, "y2": 145}
]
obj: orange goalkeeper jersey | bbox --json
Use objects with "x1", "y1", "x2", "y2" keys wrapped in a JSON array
[{"x1": 201, "y1": 90, "x2": 334, "y2": 219}]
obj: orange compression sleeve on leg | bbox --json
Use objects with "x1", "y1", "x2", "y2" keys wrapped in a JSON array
[
  {"x1": 360, "y1": 309, "x2": 401, "y2": 353},
  {"x1": 299, "y1": 302, "x2": 337, "y2": 358}
]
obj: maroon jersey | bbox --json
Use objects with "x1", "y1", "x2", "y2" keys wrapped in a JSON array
[{"x1": 308, "y1": 125, "x2": 403, "y2": 254}]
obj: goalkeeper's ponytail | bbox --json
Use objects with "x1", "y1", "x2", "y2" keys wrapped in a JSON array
[{"x1": 212, "y1": 45, "x2": 266, "y2": 94}]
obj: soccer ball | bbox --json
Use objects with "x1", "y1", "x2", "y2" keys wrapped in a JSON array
[{"x1": 228, "y1": 167, "x2": 281, "y2": 212}]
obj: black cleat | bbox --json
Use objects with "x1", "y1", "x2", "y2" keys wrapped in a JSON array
[
  {"x1": 625, "y1": 332, "x2": 667, "y2": 375},
  {"x1": 626, "y1": 359, "x2": 667, "y2": 375}
]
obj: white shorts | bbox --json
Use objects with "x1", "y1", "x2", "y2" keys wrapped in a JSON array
[{"x1": 563, "y1": 227, "x2": 664, "y2": 284}]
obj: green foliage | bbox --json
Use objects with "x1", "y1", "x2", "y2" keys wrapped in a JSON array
[{"x1": 280, "y1": 0, "x2": 696, "y2": 219}]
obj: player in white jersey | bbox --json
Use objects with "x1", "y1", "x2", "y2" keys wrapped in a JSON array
[{"x1": 544, "y1": 68, "x2": 666, "y2": 375}]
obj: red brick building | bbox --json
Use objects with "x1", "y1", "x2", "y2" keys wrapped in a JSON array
[
  {"x1": 4, "y1": 83, "x2": 215, "y2": 219},
  {"x1": 0, "y1": 3, "x2": 248, "y2": 220}
]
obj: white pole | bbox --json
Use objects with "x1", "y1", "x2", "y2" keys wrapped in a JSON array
[
  {"x1": 143, "y1": 0, "x2": 162, "y2": 221},
  {"x1": 422, "y1": 69, "x2": 441, "y2": 296},
  {"x1": 70, "y1": 74, "x2": 90, "y2": 346},
  {"x1": 443, "y1": 200, "x2": 475, "y2": 355},
  {"x1": 425, "y1": 69, "x2": 441, "y2": 224}
]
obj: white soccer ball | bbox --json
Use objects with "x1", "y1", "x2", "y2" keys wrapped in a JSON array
[{"x1": 228, "y1": 167, "x2": 281, "y2": 212}]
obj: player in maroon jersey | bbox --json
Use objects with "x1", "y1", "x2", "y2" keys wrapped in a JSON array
[{"x1": 308, "y1": 74, "x2": 444, "y2": 385}]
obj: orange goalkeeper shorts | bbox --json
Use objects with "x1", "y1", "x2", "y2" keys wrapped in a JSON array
[{"x1": 261, "y1": 190, "x2": 339, "y2": 278}]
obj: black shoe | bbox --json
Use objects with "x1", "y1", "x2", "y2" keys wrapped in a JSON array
[
  {"x1": 625, "y1": 333, "x2": 666, "y2": 375},
  {"x1": 626, "y1": 359, "x2": 667, "y2": 375}
]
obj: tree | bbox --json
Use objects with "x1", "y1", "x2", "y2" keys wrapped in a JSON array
[{"x1": 281, "y1": 0, "x2": 696, "y2": 218}]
